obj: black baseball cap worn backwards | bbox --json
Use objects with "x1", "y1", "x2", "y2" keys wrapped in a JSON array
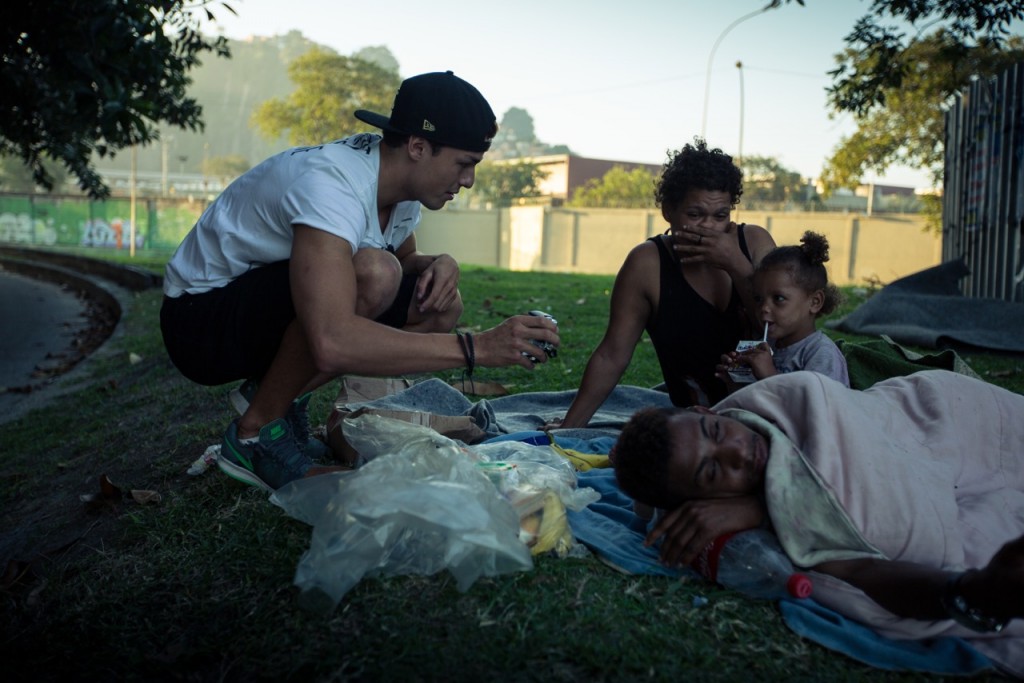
[{"x1": 354, "y1": 71, "x2": 496, "y2": 153}]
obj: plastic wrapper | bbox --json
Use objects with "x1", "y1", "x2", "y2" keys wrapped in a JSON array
[
  {"x1": 470, "y1": 440, "x2": 600, "y2": 513},
  {"x1": 270, "y1": 414, "x2": 596, "y2": 611}
]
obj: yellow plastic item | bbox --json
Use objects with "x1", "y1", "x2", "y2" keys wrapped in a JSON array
[
  {"x1": 546, "y1": 438, "x2": 610, "y2": 472},
  {"x1": 511, "y1": 488, "x2": 575, "y2": 557}
]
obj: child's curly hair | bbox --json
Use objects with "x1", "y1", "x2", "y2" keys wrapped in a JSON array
[
  {"x1": 756, "y1": 231, "x2": 843, "y2": 316},
  {"x1": 655, "y1": 137, "x2": 743, "y2": 210}
]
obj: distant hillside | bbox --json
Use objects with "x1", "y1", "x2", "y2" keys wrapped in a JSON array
[
  {"x1": 91, "y1": 31, "x2": 568, "y2": 186},
  {"x1": 94, "y1": 31, "x2": 324, "y2": 178}
]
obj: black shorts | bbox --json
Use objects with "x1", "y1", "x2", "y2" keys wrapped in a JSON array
[{"x1": 160, "y1": 260, "x2": 416, "y2": 386}]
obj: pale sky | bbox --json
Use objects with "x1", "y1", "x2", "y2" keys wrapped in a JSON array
[{"x1": 204, "y1": 0, "x2": 936, "y2": 188}]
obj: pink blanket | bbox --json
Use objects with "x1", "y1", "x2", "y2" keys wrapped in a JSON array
[{"x1": 717, "y1": 370, "x2": 1024, "y2": 676}]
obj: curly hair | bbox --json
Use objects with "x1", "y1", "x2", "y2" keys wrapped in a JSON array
[
  {"x1": 654, "y1": 137, "x2": 744, "y2": 210},
  {"x1": 756, "y1": 230, "x2": 843, "y2": 316},
  {"x1": 612, "y1": 407, "x2": 684, "y2": 510}
]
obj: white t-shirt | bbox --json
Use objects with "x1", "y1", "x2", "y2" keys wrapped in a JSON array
[{"x1": 163, "y1": 134, "x2": 421, "y2": 297}]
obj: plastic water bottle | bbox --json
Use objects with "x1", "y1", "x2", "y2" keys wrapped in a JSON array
[{"x1": 691, "y1": 528, "x2": 813, "y2": 600}]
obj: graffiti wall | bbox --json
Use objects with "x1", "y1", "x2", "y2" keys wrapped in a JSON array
[{"x1": 0, "y1": 194, "x2": 207, "y2": 251}]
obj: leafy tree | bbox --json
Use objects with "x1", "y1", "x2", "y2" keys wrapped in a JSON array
[
  {"x1": 353, "y1": 46, "x2": 400, "y2": 75},
  {"x1": 819, "y1": 32, "x2": 1024, "y2": 193},
  {"x1": 0, "y1": 155, "x2": 68, "y2": 193},
  {"x1": 740, "y1": 156, "x2": 807, "y2": 207},
  {"x1": 251, "y1": 48, "x2": 401, "y2": 146},
  {"x1": 489, "y1": 107, "x2": 573, "y2": 160},
  {"x1": 569, "y1": 166, "x2": 658, "y2": 209},
  {"x1": 772, "y1": 0, "x2": 1024, "y2": 191},
  {"x1": 1, "y1": 0, "x2": 234, "y2": 198},
  {"x1": 500, "y1": 107, "x2": 537, "y2": 143},
  {"x1": 472, "y1": 161, "x2": 549, "y2": 207},
  {"x1": 202, "y1": 154, "x2": 251, "y2": 182}
]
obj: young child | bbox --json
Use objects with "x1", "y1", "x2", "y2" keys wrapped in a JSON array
[{"x1": 717, "y1": 231, "x2": 850, "y2": 387}]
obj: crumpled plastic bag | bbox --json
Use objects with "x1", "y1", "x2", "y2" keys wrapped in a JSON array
[
  {"x1": 467, "y1": 440, "x2": 601, "y2": 557},
  {"x1": 470, "y1": 440, "x2": 600, "y2": 513},
  {"x1": 270, "y1": 414, "x2": 535, "y2": 611}
]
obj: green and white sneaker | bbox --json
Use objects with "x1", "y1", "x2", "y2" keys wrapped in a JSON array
[
  {"x1": 288, "y1": 392, "x2": 332, "y2": 461},
  {"x1": 219, "y1": 418, "x2": 313, "y2": 492},
  {"x1": 228, "y1": 380, "x2": 331, "y2": 461}
]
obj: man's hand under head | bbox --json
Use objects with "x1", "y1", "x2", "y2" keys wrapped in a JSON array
[{"x1": 645, "y1": 495, "x2": 767, "y2": 568}]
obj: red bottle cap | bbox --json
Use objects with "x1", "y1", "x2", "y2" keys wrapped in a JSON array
[{"x1": 787, "y1": 573, "x2": 813, "y2": 599}]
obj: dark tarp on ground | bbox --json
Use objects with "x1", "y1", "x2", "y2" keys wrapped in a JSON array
[{"x1": 826, "y1": 259, "x2": 1024, "y2": 353}]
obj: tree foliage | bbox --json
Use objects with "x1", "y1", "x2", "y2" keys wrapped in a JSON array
[
  {"x1": 352, "y1": 46, "x2": 400, "y2": 75},
  {"x1": 0, "y1": 155, "x2": 68, "y2": 193},
  {"x1": 472, "y1": 161, "x2": 549, "y2": 207},
  {"x1": 772, "y1": 0, "x2": 1024, "y2": 191},
  {"x1": 202, "y1": 154, "x2": 251, "y2": 182},
  {"x1": 569, "y1": 166, "x2": 658, "y2": 208},
  {"x1": 500, "y1": 107, "x2": 537, "y2": 143},
  {"x1": 0, "y1": 0, "x2": 234, "y2": 198},
  {"x1": 739, "y1": 156, "x2": 809, "y2": 207},
  {"x1": 251, "y1": 48, "x2": 401, "y2": 146}
]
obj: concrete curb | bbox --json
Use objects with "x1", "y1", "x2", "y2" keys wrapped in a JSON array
[
  {"x1": 0, "y1": 248, "x2": 162, "y2": 424},
  {"x1": 0, "y1": 246, "x2": 163, "y2": 291}
]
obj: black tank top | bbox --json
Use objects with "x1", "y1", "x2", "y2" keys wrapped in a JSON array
[{"x1": 645, "y1": 224, "x2": 751, "y2": 406}]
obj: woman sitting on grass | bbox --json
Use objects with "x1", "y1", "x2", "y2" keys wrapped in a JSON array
[{"x1": 549, "y1": 138, "x2": 775, "y2": 429}]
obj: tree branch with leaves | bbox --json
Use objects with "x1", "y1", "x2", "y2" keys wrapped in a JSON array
[
  {"x1": 772, "y1": 0, "x2": 1024, "y2": 194},
  {"x1": 0, "y1": 0, "x2": 235, "y2": 198},
  {"x1": 250, "y1": 48, "x2": 400, "y2": 146}
]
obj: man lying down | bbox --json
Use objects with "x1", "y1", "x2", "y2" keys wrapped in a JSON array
[{"x1": 612, "y1": 369, "x2": 1024, "y2": 677}]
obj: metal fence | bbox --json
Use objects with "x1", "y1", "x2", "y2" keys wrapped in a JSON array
[{"x1": 943, "y1": 62, "x2": 1024, "y2": 302}]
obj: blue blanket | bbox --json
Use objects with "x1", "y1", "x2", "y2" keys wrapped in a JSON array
[
  {"x1": 349, "y1": 381, "x2": 996, "y2": 675},
  {"x1": 566, "y1": 466, "x2": 994, "y2": 675}
]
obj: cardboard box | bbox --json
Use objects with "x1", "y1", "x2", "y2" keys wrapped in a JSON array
[
  {"x1": 326, "y1": 375, "x2": 486, "y2": 465},
  {"x1": 333, "y1": 376, "x2": 418, "y2": 404}
]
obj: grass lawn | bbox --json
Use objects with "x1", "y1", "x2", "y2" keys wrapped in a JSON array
[{"x1": 1, "y1": 250, "x2": 1020, "y2": 682}]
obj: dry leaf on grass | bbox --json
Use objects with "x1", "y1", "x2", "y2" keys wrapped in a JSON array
[{"x1": 80, "y1": 474, "x2": 161, "y2": 511}]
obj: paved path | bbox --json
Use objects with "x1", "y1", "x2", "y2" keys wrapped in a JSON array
[{"x1": 0, "y1": 269, "x2": 91, "y2": 416}]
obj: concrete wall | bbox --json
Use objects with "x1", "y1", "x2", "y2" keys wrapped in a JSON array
[{"x1": 417, "y1": 206, "x2": 939, "y2": 286}]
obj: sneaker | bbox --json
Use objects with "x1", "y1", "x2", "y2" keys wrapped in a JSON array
[
  {"x1": 219, "y1": 418, "x2": 312, "y2": 492},
  {"x1": 229, "y1": 381, "x2": 331, "y2": 461},
  {"x1": 289, "y1": 392, "x2": 332, "y2": 461}
]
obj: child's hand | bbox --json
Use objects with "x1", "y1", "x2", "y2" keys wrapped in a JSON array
[
  {"x1": 715, "y1": 351, "x2": 740, "y2": 382},
  {"x1": 741, "y1": 342, "x2": 776, "y2": 379}
]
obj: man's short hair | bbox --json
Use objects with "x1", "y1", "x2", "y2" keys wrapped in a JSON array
[{"x1": 614, "y1": 406, "x2": 683, "y2": 509}]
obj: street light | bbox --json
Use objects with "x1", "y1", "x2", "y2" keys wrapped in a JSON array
[
  {"x1": 736, "y1": 60, "x2": 745, "y2": 166},
  {"x1": 735, "y1": 60, "x2": 746, "y2": 221},
  {"x1": 700, "y1": 6, "x2": 770, "y2": 138}
]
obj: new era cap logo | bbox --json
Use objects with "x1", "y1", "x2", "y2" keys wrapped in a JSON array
[{"x1": 422, "y1": 119, "x2": 436, "y2": 132}]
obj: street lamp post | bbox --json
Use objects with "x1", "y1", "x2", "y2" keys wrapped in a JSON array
[
  {"x1": 161, "y1": 135, "x2": 174, "y2": 196},
  {"x1": 736, "y1": 60, "x2": 745, "y2": 166},
  {"x1": 700, "y1": 6, "x2": 769, "y2": 138}
]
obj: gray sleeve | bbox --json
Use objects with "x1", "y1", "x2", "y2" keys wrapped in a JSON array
[{"x1": 797, "y1": 336, "x2": 850, "y2": 387}]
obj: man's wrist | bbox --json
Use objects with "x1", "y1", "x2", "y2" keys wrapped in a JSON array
[{"x1": 941, "y1": 571, "x2": 1008, "y2": 632}]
